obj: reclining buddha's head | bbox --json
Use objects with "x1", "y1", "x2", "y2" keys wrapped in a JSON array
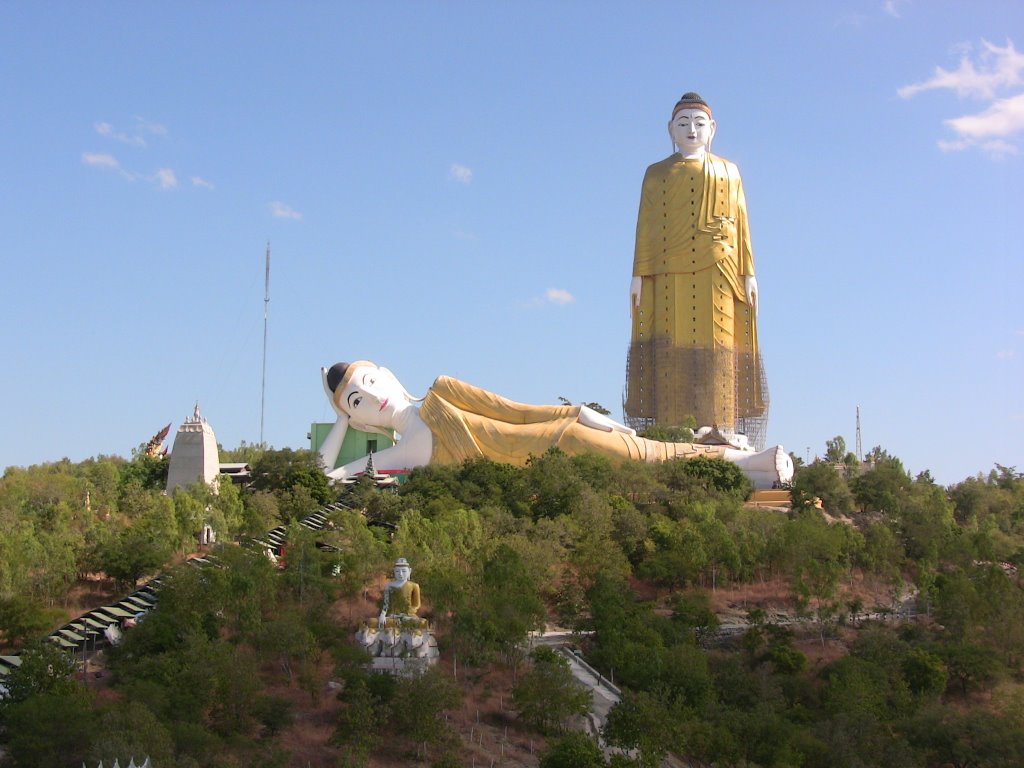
[{"x1": 323, "y1": 360, "x2": 418, "y2": 433}]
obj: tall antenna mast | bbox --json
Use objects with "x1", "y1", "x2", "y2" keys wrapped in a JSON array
[
  {"x1": 855, "y1": 405, "x2": 862, "y2": 462},
  {"x1": 260, "y1": 242, "x2": 270, "y2": 446}
]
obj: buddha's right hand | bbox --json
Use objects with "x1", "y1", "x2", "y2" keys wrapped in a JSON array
[{"x1": 629, "y1": 276, "x2": 642, "y2": 315}]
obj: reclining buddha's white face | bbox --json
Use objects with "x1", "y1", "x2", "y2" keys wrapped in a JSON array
[{"x1": 335, "y1": 363, "x2": 411, "y2": 430}]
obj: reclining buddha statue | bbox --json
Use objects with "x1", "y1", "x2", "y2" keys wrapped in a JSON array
[{"x1": 318, "y1": 360, "x2": 792, "y2": 488}]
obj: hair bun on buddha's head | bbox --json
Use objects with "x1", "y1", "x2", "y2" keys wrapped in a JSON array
[
  {"x1": 326, "y1": 362, "x2": 350, "y2": 393},
  {"x1": 672, "y1": 91, "x2": 712, "y2": 119}
]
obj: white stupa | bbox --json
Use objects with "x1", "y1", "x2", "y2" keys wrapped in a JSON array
[{"x1": 165, "y1": 403, "x2": 221, "y2": 494}]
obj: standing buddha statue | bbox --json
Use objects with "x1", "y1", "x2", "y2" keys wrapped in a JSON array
[{"x1": 624, "y1": 92, "x2": 768, "y2": 447}]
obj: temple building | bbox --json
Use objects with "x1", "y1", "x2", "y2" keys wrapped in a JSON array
[{"x1": 165, "y1": 403, "x2": 221, "y2": 494}]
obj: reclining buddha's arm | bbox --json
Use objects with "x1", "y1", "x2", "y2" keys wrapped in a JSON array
[{"x1": 324, "y1": 414, "x2": 434, "y2": 480}]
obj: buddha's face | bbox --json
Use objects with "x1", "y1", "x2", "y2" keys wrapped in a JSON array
[
  {"x1": 394, "y1": 563, "x2": 411, "y2": 582},
  {"x1": 669, "y1": 108, "x2": 715, "y2": 154},
  {"x1": 336, "y1": 363, "x2": 410, "y2": 429}
]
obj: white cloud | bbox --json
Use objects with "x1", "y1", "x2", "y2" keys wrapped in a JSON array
[
  {"x1": 900, "y1": 39, "x2": 1024, "y2": 156},
  {"x1": 81, "y1": 151, "x2": 138, "y2": 180},
  {"x1": 944, "y1": 93, "x2": 1024, "y2": 139},
  {"x1": 980, "y1": 139, "x2": 1019, "y2": 158},
  {"x1": 153, "y1": 168, "x2": 178, "y2": 189},
  {"x1": 191, "y1": 176, "x2": 215, "y2": 190},
  {"x1": 996, "y1": 350, "x2": 1016, "y2": 360},
  {"x1": 544, "y1": 288, "x2": 575, "y2": 305},
  {"x1": 135, "y1": 117, "x2": 167, "y2": 137},
  {"x1": 448, "y1": 163, "x2": 473, "y2": 184},
  {"x1": 81, "y1": 152, "x2": 121, "y2": 170},
  {"x1": 269, "y1": 201, "x2": 302, "y2": 220},
  {"x1": 882, "y1": 0, "x2": 908, "y2": 19},
  {"x1": 94, "y1": 117, "x2": 167, "y2": 148},
  {"x1": 95, "y1": 121, "x2": 146, "y2": 147},
  {"x1": 899, "y1": 39, "x2": 1024, "y2": 100}
]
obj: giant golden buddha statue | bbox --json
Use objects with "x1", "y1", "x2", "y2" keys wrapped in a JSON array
[
  {"x1": 624, "y1": 92, "x2": 768, "y2": 447},
  {"x1": 317, "y1": 360, "x2": 792, "y2": 489}
]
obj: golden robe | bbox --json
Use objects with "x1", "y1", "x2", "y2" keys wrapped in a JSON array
[
  {"x1": 385, "y1": 580, "x2": 421, "y2": 615},
  {"x1": 419, "y1": 376, "x2": 729, "y2": 465},
  {"x1": 624, "y1": 152, "x2": 766, "y2": 435}
]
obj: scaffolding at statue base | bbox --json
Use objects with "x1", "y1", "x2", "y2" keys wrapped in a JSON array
[{"x1": 623, "y1": 337, "x2": 770, "y2": 451}]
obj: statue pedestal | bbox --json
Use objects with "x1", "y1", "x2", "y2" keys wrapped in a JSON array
[
  {"x1": 356, "y1": 619, "x2": 440, "y2": 676},
  {"x1": 369, "y1": 645, "x2": 439, "y2": 676}
]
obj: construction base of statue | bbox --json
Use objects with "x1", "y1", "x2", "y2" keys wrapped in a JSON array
[{"x1": 356, "y1": 620, "x2": 439, "y2": 675}]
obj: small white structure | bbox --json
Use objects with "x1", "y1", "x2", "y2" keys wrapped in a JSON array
[
  {"x1": 199, "y1": 523, "x2": 216, "y2": 546},
  {"x1": 166, "y1": 403, "x2": 221, "y2": 494}
]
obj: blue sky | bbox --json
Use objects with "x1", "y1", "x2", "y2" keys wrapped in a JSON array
[{"x1": 1, "y1": 1, "x2": 1021, "y2": 485}]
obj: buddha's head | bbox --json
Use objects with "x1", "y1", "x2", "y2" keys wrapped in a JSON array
[
  {"x1": 393, "y1": 557, "x2": 412, "y2": 584},
  {"x1": 323, "y1": 360, "x2": 419, "y2": 434},
  {"x1": 668, "y1": 92, "x2": 715, "y2": 157}
]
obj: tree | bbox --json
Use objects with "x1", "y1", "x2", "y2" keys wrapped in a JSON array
[
  {"x1": 540, "y1": 732, "x2": 607, "y2": 768},
  {"x1": 206, "y1": 475, "x2": 246, "y2": 538},
  {"x1": 280, "y1": 521, "x2": 331, "y2": 605},
  {"x1": 87, "y1": 701, "x2": 176, "y2": 767},
  {"x1": 0, "y1": 513, "x2": 42, "y2": 599},
  {"x1": 524, "y1": 448, "x2": 586, "y2": 520},
  {"x1": 679, "y1": 455, "x2": 752, "y2": 498},
  {"x1": 639, "y1": 418, "x2": 697, "y2": 443},
  {"x1": 669, "y1": 591, "x2": 720, "y2": 640},
  {"x1": 557, "y1": 396, "x2": 611, "y2": 416},
  {"x1": 332, "y1": 679, "x2": 386, "y2": 767},
  {"x1": 455, "y1": 543, "x2": 545, "y2": 672},
  {"x1": 240, "y1": 489, "x2": 280, "y2": 538},
  {"x1": 389, "y1": 667, "x2": 462, "y2": 757},
  {"x1": 513, "y1": 647, "x2": 591, "y2": 733},
  {"x1": 824, "y1": 435, "x2": 847, "y2": 463},
  {"x1": 99, "y1": 521, "x2": 174, "y2": 590},
  {"x1": 33, "y1": 523, "x2": 83, "y2": 605},
  {"x1": 119, "y1": 451, "x2": 169, "y2": 491},
  {"x1": 208, "y1": 644, "x2": 262, "y2": 736},
  {"x1": 822, "y1": 656, "x2": 906, "y2": 720},
  {"x1": 254, "y1": 694, "x2": 294, "y2": 738},
  {"x1": 0, "y1": 594, "x2": 61, "y2": 648},
  {"x1": 783, "y1": 510, "x2": 858, "y2": 613},
  {"x1": 569, "y1": 488, "x2": 633, "y2": 586},
  {"x1": 327, "y1": 508, "x2": 387, "y2": 606},
  {"x1": 852, "y1": 454, "x2": 911, "y2": 514},
  {"x1": 0, "y1": 639, "x2": 78, "y2": 706},
  {"x1": 637, "y1": 514, "x2": 707, "y2": 589},
  {"x1": 250, "y1": 448, "x2": 333, "y2": 508},
  {"x1": 0, "y1": 690, "x2": 95, "y2": 768},
  {"x1": 907, "y1": 705, "x2": 1024, "y2": 768},
  {"x1": 896, "y1": 479, "x2": 955, "y2": 564},
  {"x1": 603, "y1": 690, "x2": 685, "y2": 768},
  {"x1": 210, "y1": 543, "x2": 279, "y2": 637},
  {"x1": 938, "y1": 642, "x2": 1003, "y2": 696},
  {"x1": 258, "y1": 609, "x2": 317, "y2": 684},
  {"x1": 172, "y1": 487, "x2": 206, "y2": 551},
  {"x1": 694, "y1": 507, "x2": 741, "y2": 590},
  {"x1": 902, "y1": 647, "x2": 947, "y2": 698},
  {"x1": 792, "y1": 460, "x2": 854, "y2": 515}
]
